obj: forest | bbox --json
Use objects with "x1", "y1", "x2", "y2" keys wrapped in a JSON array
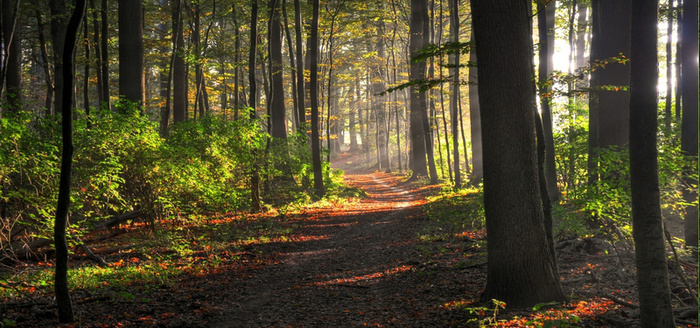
[{"x1": 0, "y1": 0, "x2": 698, "y2": 326}]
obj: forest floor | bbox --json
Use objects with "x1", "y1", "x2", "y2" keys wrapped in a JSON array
[{"x1": 1, "y1": 151, "x2": 698, "y2": 327}]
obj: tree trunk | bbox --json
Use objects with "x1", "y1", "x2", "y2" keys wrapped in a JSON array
[
  {"x1": 471, "y1": 0, "x2": 565, "y2": 307},
  {"x1": 269, "y1": 0, "x2": 287, "y2": 139},
  {"x1": 118, "y1": 0, "x2": 145, "y2": 106},
  {"x1": 35, "y1": 10, "x2": 55, "y2": 114},
  {"x1": 409, "y1": 0, "x2": 429, "y2": 178},
  {"x1": 538, "y1": 0, "x2": 560, "y2": 202},
  {"x1": 449, "y1": 0, "x2": 460, "y2": 187},
  {"x1": 172, "y1": 0, "x2": 187, "y2": 123},
  {"x1": 680, "y1": 0, "x2": 698, "y2": 249},
  {"x1": 100, "y1": 0, "x2": 109, "y2": 110},
  {"x1": 55, "y1": 0, "x2": 86, "y2": 322},
  {"x1": 248, "y1": 0, "x2": 262, "y2": 211},
  {"x1": 309, "y1": 0, "x2": 324, "y2": 197},
  {"x1": 50, "y1": 0, "x2": 69, "y2": 115},
  {"x1": 2, "y1": 0, "x2": 21, "y2": 113},
  {"x1": 629, "y1": 1, "x2": 676, "y2": 326},
  {"x1": 589, "y1": 0, "x2": 631, "y2": 170},
  {"x1": 293, "y1": 0, "x2": 305, "y2": 126},
  {"x1": 468, "y1": 49, "x2": 482, "y2": 185}
]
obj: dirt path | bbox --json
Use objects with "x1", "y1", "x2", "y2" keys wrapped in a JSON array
[
  {"x1": 206, "y1": 162, "x2": 483, "y2": 327},
  {"x1": 209, "y1": 172, "x2": 429, "y2": 327}
]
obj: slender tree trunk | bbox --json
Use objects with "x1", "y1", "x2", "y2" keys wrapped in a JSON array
[
  {"x1": 248, "y1": 0, "x2": 262, "y2": 211},
  {"x1": 2, "y1": 0, "x2": 21, "y2": 112},
  {"x1": 83, "y1": 12, "x2": 90, "y2": 113},
  {"x1": 100, "y1": 0, "x2": 109, "y2": 110},
  {"x1": 234, "y1": 20, "x2": 241, "y2": 119},
  {"x1": 629, "y1": 1, "x2": 676, "y2": 326},
  {"x1": 89, "y1": 0, "x2": 103, "y2": 107},
  {"x1": 664, "y1": 0, "x2": 674, "y2": 130},
  {"x1": 294, "y1": 0, "x2": 305, "y2": 126},
  {"x1": 55, "y1": 0, "x2": 86, "y2": 322},
  {"x1": 269, "y1": 0, "x2": 287, "y2": 139},
  {"x1": 50, "y1": 0, "x2": 69, "y2": 115},
  {"x1": 538, "y1": 0, "x2": 560, "y2": 202},
  {"x1": 282, "y1": 0, "x2": 298, "y2": 129},
  {"x1": 35, "y1": 10, "x2": 55, "y2": 114},
  {"x1": 468, "y1": 48, "x2": 482, "y2": 185},
  {"x1": 680, "y1": 0, "x2": 698, "y2": 249},
  {"x1": 172, "y1": 0, "x2": 187, "y2": 123},
  {"x1": 409, "y1": 0, "x2": 429, "y2": 178},
  {"x1": 449, "y1": 0, "x2": 461, "y2": 187},
  {"x1": 309, "y1": 0, "x2": 324, "y2": 197}
]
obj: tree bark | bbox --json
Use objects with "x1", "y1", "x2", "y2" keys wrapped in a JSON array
[
  {"x1": 118, "y1": 0, "x2": 145, "y2": 107},
  {"x1": 248, "y1": 0, "x2": 262, "y2": 211},
  {"x1": 100, "y1": 0, "x2": 109, "y2": 110},
  {"x1": 50, "y1": 0, "x2": 69, "y2": 115},
  {"x1": 471, "y1": 0, "x2": 565, "y2": 307},
  {"x1": 55, "y1": 0, "x2": 86, "y2": 322},
  {"x1": 629, "y1": 1, "x2": 676, "y2": 326},
  {"x1": 2, "y1": 0, "x2": 21, "y2": 112},
  {"x1": 468, "y1": 49, "x2": 482, "y2": 185},
  {"x1": 449, "y1": 0, "x2": 460, "y2": 187},
  {"x1": 409, "y1": 0, "x2": 429, "y2": 178},
  {"x1": 680, "y1": 0, "x2": 698, "y2": 249},
  {"x1": 268, "y1": 0, "x2": 287, "y2": 139},
  {"x1": 537, "y1": 0, "x2": 560, "y2": 202},
  {"x1": 172, "y1": 0, "x2": 187, "y2": 123},
  {"x1": 309, "y1": 0, "x2": 324, "y2": 198}
]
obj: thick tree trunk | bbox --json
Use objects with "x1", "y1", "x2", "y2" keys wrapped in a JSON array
[
  {"x1": 589, "y1": 0, "x2": 631, "y2": 162},
  {"x1": 629, "y1": 2, "x2": 676, "y2": 326},
  {"x1": 55, "y1": 0, "x2": 86, "y2": 322},
  {"x1": 680, "y1": 0, "x2": 698, "y2": 249},
  {"x1": 309, "y1": 0, "x2": 324, "y2": 197},
  {"x1": 118, "y1": 0, "x2": 145, "y2": 106},
  {"x1": 471, "y1": 0, "x2": 565, "y2": 307}
]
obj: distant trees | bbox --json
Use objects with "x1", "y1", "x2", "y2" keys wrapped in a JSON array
[
  {"x1": 1, "y1": 0, "x2": 21, "y2": 113},
  {"x1": 471, "y1": 0, "x2": 565, "y2": 307}
]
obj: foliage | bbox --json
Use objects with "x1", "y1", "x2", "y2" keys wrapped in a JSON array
[{"x1": 0, "y1": 105, "x2": 346, "y2": 257}]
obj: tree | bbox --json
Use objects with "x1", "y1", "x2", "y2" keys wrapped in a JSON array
[
  {"x1": 55, "y1": 0, "x2": 86, "y2": 322},
  {"x1": 249, "y1": 0, "x2": 263, "y2": 211},
  {"x1": 1, "y1": 0, "x2": 21, "y2": 113},
  {"x1": 468, "y1": 47, "x2": 482, "y2": 185},
  {"x1": 680, "y1": 0, "x2": 698, "y2": 249},
  {"x1": 309, "y1": 0, "x2": 324, "y2": 198},
  {"x1": 269, "y1": 0, "x2": 287, "y2": 140},
  {"x1": 49, "y1": 0, "x2": 69, "y2": 115},
  {"x1": 471, "y1": 0, "x2": 565, "y2": 307},
  {"x1": 449, "y1": 0, "x2": 461, "y2": 188},
  {"x1": 293, "y1": 0, "x2": 304, "y2": 126},
  {"x1": 118, "y1": 0, "x2": 145, "y2": 106},
  {"x1": 537, "y1": 0, "x2": 560, "y2": 202},
  {"x1": 100, "y1": 0, "x2": 110, "y2": 110},
  {"x1": 588, "y1": 0, "x2": 631, "y2": 179},
  {"x1": 408, "y1": 0, "x2": 429, "y2": 178},
  {"x1": 629, "y1": 1, "x2": 675, "y2": 326},
  {"x1": 172, "y1": 0, "x2": 187, "y2": 123}
]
